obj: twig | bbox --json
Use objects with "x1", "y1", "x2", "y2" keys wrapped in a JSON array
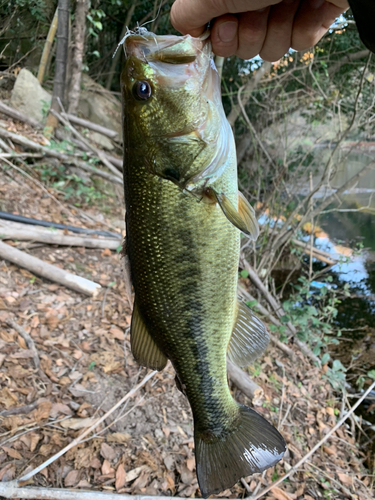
[
  {"x1": 50, "y1": 108, "x2": 122, "y2": 179},
  {"x1": 4, "y1": 319, "x2": 40, "y2": 368},
  {"x1": 241, "y1": 260, "x2": 321, "y2": 365},
  {"x1": 61, "y1": 112, "x2": 118, "y2": 140},
  {"x1": 307, "y1": 463, "x2": 359, "y2": 500},
  {"x1": 0, "y1": 125, "x2": 123, "y2": 185},
  {"x1": 251, "y1": 380, "x2": 375, "y2": 499},
  {"x1": 16, "y1": 369, "x2": 157, "y2": 483}
]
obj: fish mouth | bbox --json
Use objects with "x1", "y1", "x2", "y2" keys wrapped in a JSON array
[{"x1": 124, "y1": 30, "x2": 208, "y2": 65}]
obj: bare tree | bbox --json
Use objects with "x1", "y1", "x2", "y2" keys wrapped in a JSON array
[{"x1": 68, "y1": 0, "x2": 89, "y2": 114}]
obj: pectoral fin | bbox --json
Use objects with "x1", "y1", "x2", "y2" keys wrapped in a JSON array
[
  {"x1": 207, "y1": 188, "x2": 259, "y2": 240},
  {"x1": 227, "y1": 298, "x2": 269, "y2": 367},
  {"x1": 238, "y1": 191, "x2": 259, "y2": 241},
  {"x1": 130, "y1": 301, "x2": 168, "y2": 371}
]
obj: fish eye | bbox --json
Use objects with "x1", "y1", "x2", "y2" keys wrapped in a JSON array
[{"x1": 133, "y1": 80, "x2": 152, "y2": 101}]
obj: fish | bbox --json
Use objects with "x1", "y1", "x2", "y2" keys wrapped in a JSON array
[{"x1": 120, "y1": 29, "x2": 286, "y2": 498}]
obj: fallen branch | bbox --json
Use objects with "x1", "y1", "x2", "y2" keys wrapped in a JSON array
[
  {"x1": 0, "y1": 226, "x2": 121, "y2": 250},
  {"x1": 4, "y1": 319, "x2": 40, "y2": 368},
  {"x1": 0, "y1": 125, "x2": 123, "y2": 185},
  {"x1": 50, "y1": 109, "x2": 122, "y2": 179},
  {"x1": 0, "y1": 240, "x2": 101, "y2": 297},
  {"x1": 61, "y1": 112, "x2": 119, "y2": 140},
  {"x1": 291, "y1": 239, "x2": 338, "y2": 265},
  {"x1": 241, "y1": 259, "x2": 321, "y2": 365},
  {"x1": 0, "y1": 100, "x2": 43, "y2": 129},
  {"x1": 227, "y1": 359, "x2": 264, "y2": 404},
  {"x1": 252, "y1": 380, "x2": 375, "y2": 500}
]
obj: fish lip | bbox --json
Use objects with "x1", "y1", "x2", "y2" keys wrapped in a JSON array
[{"x1": 124, "y1": 30, "x2": 209, "y2": 63}]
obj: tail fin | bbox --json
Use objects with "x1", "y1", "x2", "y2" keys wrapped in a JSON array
[{"x1": 195, "y1": 405, "x2": 286, "y2": 498}]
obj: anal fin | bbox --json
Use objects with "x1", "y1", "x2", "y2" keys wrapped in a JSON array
[
  {"x1": 130, "y1": 301, "x2": 168, "y2": 371},
  {"x1": 227, "y1": 298, "x2": 269, "y2": 367}
]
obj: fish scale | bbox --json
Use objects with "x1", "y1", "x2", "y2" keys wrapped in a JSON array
[{"x1": 121, "y1": 30, "x2": 285, "y2": 497}]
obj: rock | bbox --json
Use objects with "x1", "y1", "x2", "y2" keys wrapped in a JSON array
[
  {"x1": 87, "y1": 130, "x2": 115, "y2": 150},
  {"x1": 78, "y1": 74, "x2": 122, "y2": 136},
  {"x1": 10, "y1": 68, "x2": 51, "y2": 123}
]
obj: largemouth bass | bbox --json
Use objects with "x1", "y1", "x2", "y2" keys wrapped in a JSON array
[{"x1": 121, "y1": 29, "x2": 285, "y2": 497}]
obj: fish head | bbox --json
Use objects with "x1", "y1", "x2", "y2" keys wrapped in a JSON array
[{"x1": 121, "y1": 31, "x2": 231, "y2": 191}]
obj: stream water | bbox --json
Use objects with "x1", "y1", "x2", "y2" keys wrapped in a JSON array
[{"x1": 300, "y1": 147, "x2": 375, "y2": 462}]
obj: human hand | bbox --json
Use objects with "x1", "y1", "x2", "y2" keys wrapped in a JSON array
[{"x1": 170, "y1": 0, "x2": 349, "y2": 62}]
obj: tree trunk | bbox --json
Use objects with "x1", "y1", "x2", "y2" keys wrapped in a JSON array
[
  {"x1": 68, "y1": 0, "x2": 89, "y2": 114},
  {"x1": 46, "y1": 0, "x2": 70, "y2": 134}
]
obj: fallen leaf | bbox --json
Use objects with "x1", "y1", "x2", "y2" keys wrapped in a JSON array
[
  {"x1": 33, "y1": 401, "x2": 51, "y2": 422},
  {"x1": 165, "y1": 474, "x2": 175, "y2": 493},
  {"x1": 271, "y1": 486, "x2": 296, "y2": 500},
  {"x1": 179, "y1": 464, "x2": 195, "y2": 485},
  {"x1": 323, "y1": 445, "x2": 336, "y2": 456},
  {"x1": 116, "y1": 464, "x2": 127, "y2": 491},
  {"x1": 337, "y1": 473, "x2": 353, "y2": 486},
  {"x1": 132, "y1": 470, "x2": 149, "y2": 489},
  {"x1": 77, "y1": 479, "x2": 91, "y2": 488},
  {"x1": 50, "y1": 403, "x2": 73, "y2": 418},
  {"x1": 107, "y1": 432, "x2": 131, "y2": 444},
  {"x1": 60, "y1": 417, "x2": 98, "y2": 430},
  {"x1": 0, "y1": 387, "x2": 18, "y2": 409},
  {"x1": 29, "y1": 433, "x2": 41, "y2": 453},
  {"x1": 100, "y1": 442, "x2": 116, "y2": 461},
  {"x1": 10, "y1": 349, "x2": 35, "y2": 359},
  {"x1": 101, "y1": 248, "x2": 112, "y2": 257},
  {"x1": 101, "y1": 459, "x2": 114, "y2": 475},
  {"x1": 110, "y1": 326, "x2": 125, "y2": 341},
  {"x1": 126, "y1": 466, "x2": 144, "y2": 483},
  {"x1": 186, "y1": 457, "x2": 195, "y2": 472},
  {"x1": 46, "y1": 315, "x2": 59, "y2": 331},
  {"x1": 17, "y1": 335, "x2": 27, "y2": 349},
  {"x1": 65, "y1": 470, "x2": 80, "y2": 487},
  {"x1": 0, "y1": 464, "x2": 16, "y2": 481},
  {"x1": 1, "y1": 446, "x2": 22, "y2": 460}
]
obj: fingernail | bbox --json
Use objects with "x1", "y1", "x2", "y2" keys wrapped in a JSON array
[
  {"x1": 309, "y1": 0, "x2": 325, "y2": 8},
  {"x1": 217, "y1": 21, "x2": 237, "y2": 43}
]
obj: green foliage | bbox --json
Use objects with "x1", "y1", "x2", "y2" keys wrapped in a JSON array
[
  {"x1": 323, "y1": 359, "x2": 347, "y2": 390},
  {"x1": 35, "y1": 163, "x2": 104, "y2": 206}
]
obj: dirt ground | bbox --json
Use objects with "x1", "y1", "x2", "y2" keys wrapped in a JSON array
[{"x1": 0, "y1": 123, "x2": 374, "y2": 499}]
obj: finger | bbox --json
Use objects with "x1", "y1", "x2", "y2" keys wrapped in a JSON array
[
  {"x1": 260, "y1": 0, "x2": 300, "y2": 62},
  {"x1": 292, "y1": 0, "x2": 347, "y2": 51},
  {"x1": 235, "y1": 9, "x2": 270, "y2": 60},
  {"x1": 170, "y1": 0, "x2": 282, "y2": 36},
  {"x1": 211, "y1": 15, "x2": 239, "y2": 57}
]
